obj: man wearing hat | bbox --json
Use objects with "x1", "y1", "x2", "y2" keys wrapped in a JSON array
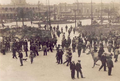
[{"x1": 75, "y1": 60, "x2": 84, "y2": 78}]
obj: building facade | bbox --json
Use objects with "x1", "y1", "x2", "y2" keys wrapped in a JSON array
[{"x1": 0, "y1": 0, "x2": 119, "y2": 22}]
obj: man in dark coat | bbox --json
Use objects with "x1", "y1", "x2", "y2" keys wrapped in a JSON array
[
  {"x1": 70, "y1": 61, "x2": 76, "y2": 79},
  {"x1": 77, "y1": 42, "x2": 82, "y2": 57},
  {"x1": 57, "y1": 30, "x2": 61, "y2": 37},
  {"x1": 57, "y1": 49, "x2": 64, "y2": 64},
  {"x1": 98, "y1": 45, "x2": 104, "y2": 58},
  {"x1": 99, "y1": 54, "x2": 106, "y2": 71},
  {"x1": 24, "y1": 44, "x2": 28, "y2": 57},
  {"x1": 72, "y1": 41, "x2": 76, "y2": 52},
  {"x1": 107, "y1": 56, "x2": 114, "y2": 76},
  {"x1": 76, "y1": 60, "x2": 84, "y2": 78},
  {"x1": 12, "y1": 41, "x2": 17, "y2": 59},
  {"x1": 18, "y1": 50, "x2": 23, "y2": 66},
  {"x1": 65, "y1": 25, "x2": 68, "y2": 31}
]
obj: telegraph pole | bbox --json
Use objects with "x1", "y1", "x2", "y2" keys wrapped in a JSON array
[
  {"x1": 38, "y1": 1, "x2": 40, "y2": 23},
  {"x1": 101, "y1": 0, "x2": 103, "y2": 25},
  {"x1": 91, "y1": 0, "x2": 93, "y2": 26}
]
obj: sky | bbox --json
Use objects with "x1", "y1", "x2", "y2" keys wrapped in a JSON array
[{"x1": 0, "y1": 0, "x2": 120, "y2": 5}]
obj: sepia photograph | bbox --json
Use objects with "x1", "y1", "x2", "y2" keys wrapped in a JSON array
[{"x1": 0, "y1": 0, "x2": 120, "y2": 81}]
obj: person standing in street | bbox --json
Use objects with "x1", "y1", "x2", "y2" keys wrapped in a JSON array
[
  {"x1": 63, "y1": 49, "x2": 72, "y2": 66},
  {"x1": 57, "y1": 49, "x2": 64, "y2": 64},
  {"x1": 18, "y1": 50, "x2": 23, "y2": 66},
  {"x1": 65, "y1": 25, "x2": 68, "y2": 31},
  {"x1": 75, "y1": 60, "x2": 85, "y2": 79},
  {"x1": 77, "y1": 42, "x2": 82, "y2": 57},
  {"x1": 1, "y1": 43, "x2": 6, "y2": 55},
  {"x1": 114, "y1": 46, "x2": 119, "y2": 62},
  {"x1": 99, "y1": 54, "x2": 106, "y2": 71},
  {"x1": 29, "y1": 51, "x2": 34, "y2": 64},
  {"x1": 98, "y1": 44, "x2": 105, "y2": 59},
  {"x1": 24, "y1": 44, "x2": 28, "y2": 57},
  {"x1": 12, "y1": 41, "x2": 17, "y2": 59},
  {"x1": 43, "y1": 43, "x2": 47, "y2": 56},
  {"x1": 106, "y1": 56, "x2": 114, "y2": 76},
  {"x1": 72, "y1": 41, "x2": 76, "y2": 52},
  {"x1": 70, "y1": 61, "x2": 76, "y2": 79}
]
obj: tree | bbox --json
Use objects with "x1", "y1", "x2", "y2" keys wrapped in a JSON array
[
  {"x1": 103, "y1": 7, "x2": 119, "y2": 23},
  {"x1": 17, "y1": 8, "x2": 25, "y2": 26}
]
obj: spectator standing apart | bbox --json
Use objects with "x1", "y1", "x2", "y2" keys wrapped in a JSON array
[
  {"x1": 106, "y1": 56, "x2": 114, "y2": 76},
  {"x1": 18, "y1": 50, "x2": 23, "y2": 66},
  {"x1": 29, "y1": 51, "x2": 34, "y2": 64},
  {"x1": 70, "y1": 61, "x2": 76, "y2": 79},
  {"x1": 75, "y1": 60, "x2": 84, "y2": 79}
]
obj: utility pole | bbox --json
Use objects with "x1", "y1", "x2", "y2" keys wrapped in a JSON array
[
  {"x1": 75, "y1": 1, "x2": 77, "y2": 28},
  {"x1": 91, "y1": 0, "x2": 93, "y2": 26},
  {"x1": 75, "y1": 10, "x2": 77, "y2": 28},
  {"x1": 38, "y1": 1, "x2": 40, "y2": 23},
  {"x1": 48, "y1": 0, "x2": 51, "y2": 26},
  {"x1": 101, "y1": 0, "x2": 103, "y2": 25}
]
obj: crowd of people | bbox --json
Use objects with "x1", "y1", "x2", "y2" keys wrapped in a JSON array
[{"x1": 0, "y1": 24, "x2": 119, "y2": 79}]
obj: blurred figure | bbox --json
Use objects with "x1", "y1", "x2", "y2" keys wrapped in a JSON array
[
  {"x1": 75, "y1": 60, "x2": 85, "y2": 78},
  {"x1": 29, "y1": 51, "x2": 34, "y2": 64},
  {"x1": 70, "y1": 61, "x2": 76, "y2": 79},
  {"x1": 106, "y1": 56, "x2": 114, "y2": 76}
]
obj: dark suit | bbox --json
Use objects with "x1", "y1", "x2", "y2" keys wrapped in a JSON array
[
  {"x1": 57, "y1": 49, "x2": 64, "y2": 64},
  {"x1": 99, "y1": 55, "x2": 106, "y2": 71},
  {"x1": 19, "y1": 52, "x2": 23, "y2": 66},
  {"x1": 70, "y1": 62, "x2": 76, "y2": 79},
  {"x1": 107, "y1": 58, "x2": 114, "y2": 75},
  {"x1": 76, "y1": 62, "x2": 83, "y2": 78}
]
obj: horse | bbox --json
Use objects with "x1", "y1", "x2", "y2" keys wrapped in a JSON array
[
  {"x1": 90, "y1": 50, "x2": 100, "y2": 68},
  {"x1": 90, "y1": 49, "x2": 113, "y2": 68}
]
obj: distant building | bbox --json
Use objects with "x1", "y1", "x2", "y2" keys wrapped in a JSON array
[{"x1": 0, "y1": 0, "x2": 120, "y2": 21}]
